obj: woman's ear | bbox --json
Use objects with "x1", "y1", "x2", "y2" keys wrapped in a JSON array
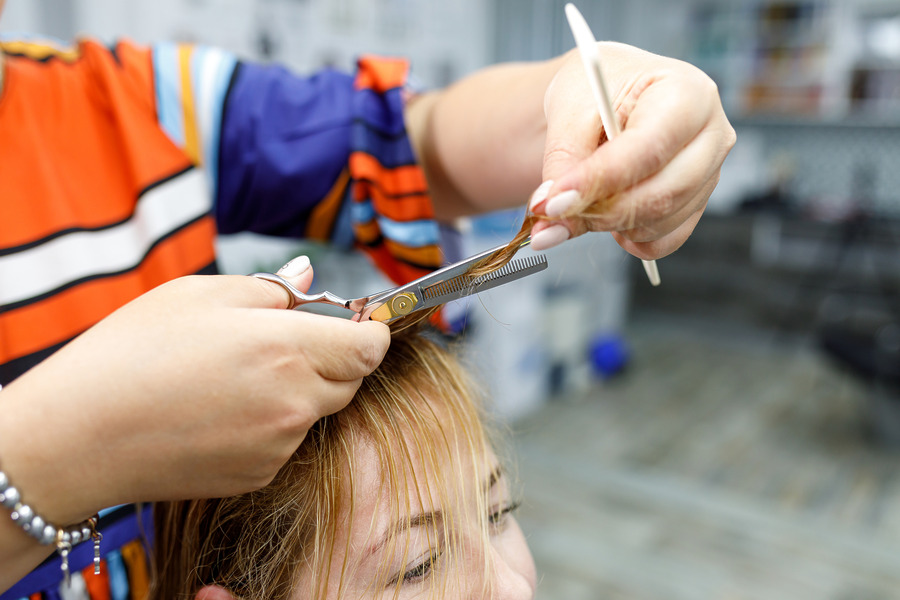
[{"x1": 194, "y1": 585, "x2": 239, "y2": 600}]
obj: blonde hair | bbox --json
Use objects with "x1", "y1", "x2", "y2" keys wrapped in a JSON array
[{"x1": 151, "y1": 331, "x2": 506, "y2": 599}]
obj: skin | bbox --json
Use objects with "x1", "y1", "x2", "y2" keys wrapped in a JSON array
[
  {"x1": 0, "y1": 2, "x2": 734, "y2": 590},
  {"x1": 192, "y1": 433, "x2": 536, "y2": 600},
  {"x1": 292, "y1": 441, "x2": 536, "y2": 599},
  {"x1": 0, "y1": 267, "x2": 391, "y2": 592},
  {"x1": 408, "y1": 43, "x2": 735, "y2": 258}
]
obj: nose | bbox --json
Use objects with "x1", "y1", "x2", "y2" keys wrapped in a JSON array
[{"x1": 489, "y1": 546, "x2": 537, "y2": 600}]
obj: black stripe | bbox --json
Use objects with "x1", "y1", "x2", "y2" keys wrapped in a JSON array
[
  {"x1": 215, "y1": 61, "x2": 243, "y2": 205},
  {"x1": 0, "y1": 213, "x2": 214, "y2": 315},
  {"x1": 0, "y1": 164, "x2": 197, "y2": 257},
  {"x1": 352, "y1": 177, "x2": 429, "y2": 200},
  {"x1": 2, "y1": 50, "x2": 73, "y2": 64},
  {"x1": 0, "y1": 260, "x2": 218, "y2": 386},
  {"x1": 0, "y1": 338, "x2": 69, "y2": 386},
  {"x1": 107, "y1": 40, "x2": 122, "y2": 65}
]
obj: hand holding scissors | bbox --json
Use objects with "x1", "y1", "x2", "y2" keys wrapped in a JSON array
[{"x1": 252, "y1": 239, "x2": 548, "y2": 323}]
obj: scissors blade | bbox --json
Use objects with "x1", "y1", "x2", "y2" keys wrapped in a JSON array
[
  {"x1": 419, "y1": 254, "x2": 548, "y2": 307},
  {"x1": 358, "y1": 240, "x2": 546, "y2": 322}
]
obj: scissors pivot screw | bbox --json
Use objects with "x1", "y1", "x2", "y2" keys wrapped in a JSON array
[{"x1": 390, "y1": 293, "x2": 417, "y2": 316}]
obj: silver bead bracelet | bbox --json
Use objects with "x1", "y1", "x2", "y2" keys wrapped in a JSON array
[
  {"x1": 0, "y1": 468, "x2": 101, "y2": 586},
  {"x1": 0, "y1": 379, "x2": 102, "y2": 587}
]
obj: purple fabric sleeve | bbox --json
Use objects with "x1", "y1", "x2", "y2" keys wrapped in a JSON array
[{"x1": 215, "y1": 62, "x2": 357, "y2": 238}]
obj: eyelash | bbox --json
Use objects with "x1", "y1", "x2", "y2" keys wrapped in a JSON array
[
  {"x1": 401, "y1": 550, "x2": 440, "y2": 584},
  {"x1": 488, "y1": 500, "x2": 521, "y2": 530},
  {"x1": 396, "y1": 501, "x2": 521, "y2": 586}
]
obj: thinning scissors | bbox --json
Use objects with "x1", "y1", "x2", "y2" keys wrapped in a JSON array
[{"x1": 252, "y1": 239, "x2": 547, "y2": 324}]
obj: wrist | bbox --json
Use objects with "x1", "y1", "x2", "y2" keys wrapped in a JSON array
[
  {"x1": 0, "y1": 381, "x2": 101, "y2": 524},
  {"x1": 0, "y1": 383, "x2": 103, "y2": 586}
]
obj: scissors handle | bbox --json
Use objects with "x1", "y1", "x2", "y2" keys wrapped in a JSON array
[{"x1": 251, "y1": 272, "x2": 369, "y2": 312}]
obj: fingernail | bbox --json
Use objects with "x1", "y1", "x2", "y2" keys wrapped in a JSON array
[
  {"x1": 529, "y1": 224, "x2": 571, "y2": 251},
  {"x1": 544, "y1": 190, "x2": 581, "y2": 218},
  {"x1": 277, "y1": 255, "x2": 311, "y2": 277},
  {"x1": 528, "y1": 180, "x2": 554, "y2": 212}
]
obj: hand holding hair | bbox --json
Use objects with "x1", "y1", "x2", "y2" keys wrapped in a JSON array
[
  {"x1": 530, "y1": 42, "x2": 736, "y2": 258},
  {"x1": 0, "y1": 259, "x2": 390, "y2": 591}
]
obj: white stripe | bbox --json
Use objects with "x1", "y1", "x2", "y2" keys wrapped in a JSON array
[
  {"x1": 0, "y1": 170, "x2": 210, "y2": 306},
  {"x1": 153, "y1": 42, "x2": 184, "y2": 147},
  {"x1": 193, "y1": 47, "x2": 237, "y2": 197}
]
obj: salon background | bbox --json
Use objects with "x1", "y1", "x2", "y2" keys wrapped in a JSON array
[{"x1": 5, "y1": 1, "x2": 898, "y2": 598}]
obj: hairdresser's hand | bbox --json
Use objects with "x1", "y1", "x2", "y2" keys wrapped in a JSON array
[
  {"x1": 0, "y1": 258, "x2": 390, "y2": 525},
  {"x1": 530, "y1": 42, "x2": 736, "y2": 259}
]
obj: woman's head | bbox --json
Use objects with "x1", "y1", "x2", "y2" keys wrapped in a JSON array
[{"x1": 152, "y1": 332, "x2": 535, "y2": 599}]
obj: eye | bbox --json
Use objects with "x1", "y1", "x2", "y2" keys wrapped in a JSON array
[
  {"x1": 401, "y1": 550, "x2": 440, "y2": 584},
  {"x1": 488, "y1": 501, "x2": 521, "y2": 530}
]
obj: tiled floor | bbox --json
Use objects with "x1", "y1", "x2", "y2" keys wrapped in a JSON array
[{"x1": 511, "y1": 311, "x2": 900, "y2": 599}]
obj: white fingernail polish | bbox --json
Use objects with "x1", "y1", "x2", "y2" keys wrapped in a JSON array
[
  {"x1": 544, "y1": 190, "x2": 581, "y2": 218},
  {"x1": 530, "y1": 224, "x2": 571, "y2": 251},
  {"x1": 277, "y1": 255, "x2": 311, "y2": 277},
  {"x1": 528, "y1": 180, "x2": 555, "y2": 211}
]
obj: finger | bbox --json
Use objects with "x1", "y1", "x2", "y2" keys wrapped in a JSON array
[
  {"x1": 612, "y1": 205, "x2": 705, "y2": 260},
  {"x1": 234, "y1": 255, "x2": 315, "y2": 310},
  {"x1": 614, "y1": 172, "x2": 719, "y2": 245},
  {"x1": 276, "y1": 255, "x2": 314, "y2": 291},
  {"x1": 294, "y1": 314, "x2": 391, "y2": 382},
  {"x1": 584, "y1": 130, "x2": 725, "y2": 236},
  {"x1": 302, "y1": 374, "x2": 368, "y2": 419},
  {"x1": 554, "y1": 70, "x2": 718, "y2": 204},
  {"x1": 540, "y1": 77, "x2": 601, "y2": 202}
]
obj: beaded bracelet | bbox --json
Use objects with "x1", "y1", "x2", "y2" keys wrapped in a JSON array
[
  {"x1": 0, "y1": 469, "x2": 101, "y2": 586},
  {"x1": 0, "y1": 384, "x2": 101, "y2": 587}
]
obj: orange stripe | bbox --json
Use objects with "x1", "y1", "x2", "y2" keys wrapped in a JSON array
[
  {"x1": 355, "y1": 56, "x2": 408, "y2": 92},
  {"x1": 178, "y1": 45, "x2": 201, "y2": 165},
  {"x1": 383, "y1": 239, "x2": 442, "y2": 267},
  {"x1": 358, "y1": 244, "x2": 432, "y2": 286},
  {"x1": 0, "y1": 216, "x2": 216, "y2": 363},
  {"x1": 0, "y1": 42, "x2": 193, "y2": 248},
  {"x1": 350, "y1": 152, "x2": 428, "y2": 197},
  {"x1": 82, "y1": 559, "x2": 112, "y2": 600},
  {"x1": 349, "y1": 153, "x2": 433, "y2": 222},
  {"x1": 306, "y1": 169, "x2": 350, "y2": 241},
  {"x1": 353, "y1": 221, "x2": 382, "y2": 245},
  {"x1": 120, "y1": 540, "x2": 150, "y2": 600},
  {"x1": 367, "y1": 185, "x2": 433, "y2": 222}
]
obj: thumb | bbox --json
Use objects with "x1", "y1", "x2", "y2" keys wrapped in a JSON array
[
  {"x1": 537, "y1": 73, "x2": 600, "y2": 211},
  {"x1": 300, "y1": 315, "x2": 391, "y2": 382},
  {"x1": 275, "y1": 255, "x2": 315, "y2": 293},
  {"x1": 228, "y1": 255, "x2": 315, "y2": 310}
]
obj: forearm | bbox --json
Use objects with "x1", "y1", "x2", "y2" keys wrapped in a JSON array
[
  {"x1": 0, "y1": 384, "x2": 92, "y2": 593},
  {"x1": 0, "y1": 518, "x2": 54, "y2": 594},
  {"x1": 407, "y1": 54, "x2": 568, "y2": 221}
]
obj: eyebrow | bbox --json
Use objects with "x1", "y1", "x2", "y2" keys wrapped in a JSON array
[{"x1": 365, "y1": 465, "x2": 504, "y2": 557}]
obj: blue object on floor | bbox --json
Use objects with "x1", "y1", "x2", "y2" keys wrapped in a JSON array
[{"x1": 589, "y1": 333, "x2": 630, "y2": 379}]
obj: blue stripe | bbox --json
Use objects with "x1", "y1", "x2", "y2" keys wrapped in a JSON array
[
  {"x1": 351, "y1": 199, "x2": 376, "y2": 224},
  {"x1": 377, "y1": 217, "x2": 440, "y2": 248},
  {"x1": 0, "y1": 505, "x2": 154, "y2": 600},
  {"x1": 152, "y1": 42, "x2": 184, "y2": 147},
  {"x1": 106, "y1": 550, "x2": 130, "y2": 600}
]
